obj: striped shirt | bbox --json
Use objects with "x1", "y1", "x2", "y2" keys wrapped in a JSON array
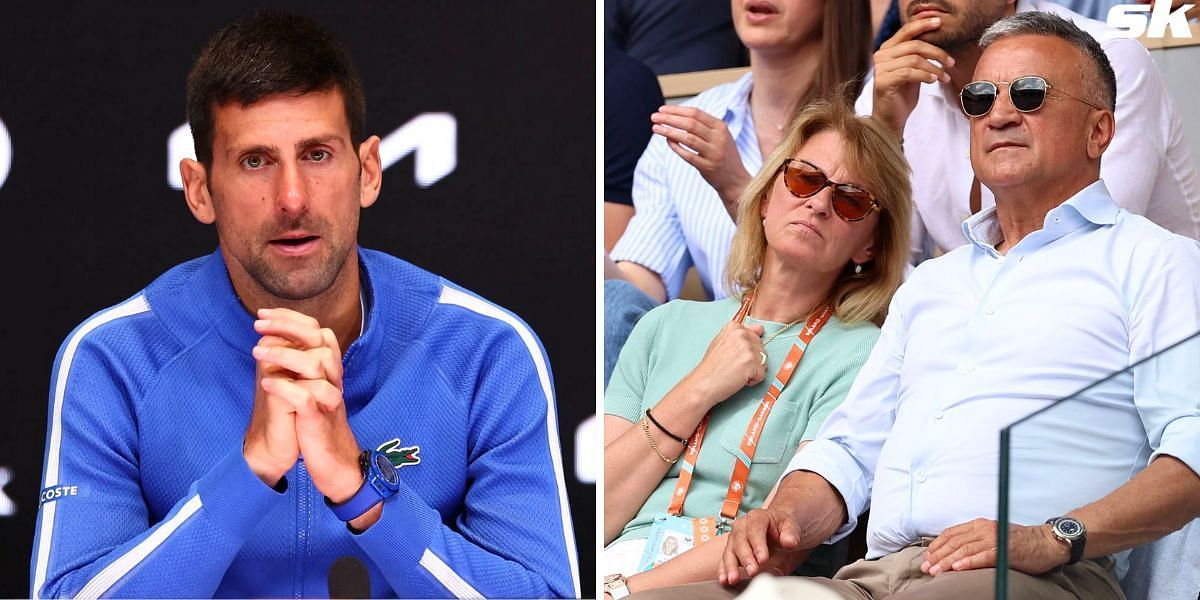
[{"x1": 611, "y1": 73, "x2": 762, "y2": 300}]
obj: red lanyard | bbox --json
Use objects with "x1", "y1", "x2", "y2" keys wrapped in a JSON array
[{"x1": 666, "y1": 289, "x2": 833, "y2": 522}]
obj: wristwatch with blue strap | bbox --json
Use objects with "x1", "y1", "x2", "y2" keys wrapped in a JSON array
[{"x1": 326, "y1": 449, "x2": 400, "y2": 521}]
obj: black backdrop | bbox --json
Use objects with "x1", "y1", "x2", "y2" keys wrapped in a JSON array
[{"x1": 0, "y1": 4, "x2": 595, "y2": 596}]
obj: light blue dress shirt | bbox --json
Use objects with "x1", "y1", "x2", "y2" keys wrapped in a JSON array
[
  {"x1": 611, "y1": 73, "x2": 762, "y2": 300},
  {"x1": 786, "y1": 181, "x2": 1200, "y2": 581}
]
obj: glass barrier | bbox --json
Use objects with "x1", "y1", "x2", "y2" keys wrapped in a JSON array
[{"x1": 996, "y1": 329, "x2": 1200, "y2": 599}]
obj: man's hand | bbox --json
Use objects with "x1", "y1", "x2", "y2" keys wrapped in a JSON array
[
  {"x1": 651, "y1": 105, "x2": 752, "y2": 218},
  {"x1": 718, "y1": 470, "x2": 845, "y2": 585},
  {"x1": 872, "y1": 17, "x2": 956, "y2": 139},
  {"x1": 718, "y1": 507, "x2": 808, "y2": 585},
  {"x1": 243, "y1": 333, "x2": 301, "y2": 487},
  {"x1": 920, "y1": 518, "x2": 1071, "y2": 576},
  {"x1": 252, "y1": 309, "x2": 364, "y2": 506}
]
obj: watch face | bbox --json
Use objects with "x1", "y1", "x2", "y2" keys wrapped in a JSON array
[
  {"x1": 374, "y1": 453, "x2": 399, "y2": 485},
  {"x1": 1057, "y1": 518, "x2": 1082, "y2": 537}
]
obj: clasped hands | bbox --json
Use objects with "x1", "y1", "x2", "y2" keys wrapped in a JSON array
[
  {"x1": 719, "y1": 503, "x2": 1070, "y2": 586},
  {"x1": 242, "y1": 308, "x2": 373, "y2": 524}
]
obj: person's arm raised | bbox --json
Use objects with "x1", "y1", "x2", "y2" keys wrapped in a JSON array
[
  {"x1": 604, "y1": 320, "x2": 767, "y2": 545},
  {"x1": 650, "y1": 105, "x2": 751, "y2": 221},
  {"x1": 871, "y1": 16, "x2": 956, "y2": 140}
]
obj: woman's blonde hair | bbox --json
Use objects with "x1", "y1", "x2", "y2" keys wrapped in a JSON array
[{"x1": 724, "y1": 99, "x2": 911, "y2": 325}]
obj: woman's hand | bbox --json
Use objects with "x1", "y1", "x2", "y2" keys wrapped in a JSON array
[
  {"x1": 602, "y1": 318, "x2": 763, "y2": 545},
  {"x1": 651, "y1": 105, "x2": 751, "y2": 219},
  {"x1": 678, "y1": 321, "x2": 767, "y2": 408}
]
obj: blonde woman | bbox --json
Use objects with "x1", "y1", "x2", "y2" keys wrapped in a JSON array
[
  {"x1": 604, "y1": 0, "x2": 875, "y2": 387},
  {"x1": 603, "y1": 100, "x2": 911, "y2": 597}
]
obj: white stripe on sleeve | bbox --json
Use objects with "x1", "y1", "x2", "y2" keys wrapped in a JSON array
[
  {"x1": 75, "y1": 495, "x2": 203, "y2": 599},
  {"x1": 419, "y1": 548, "x2": 483, "y2": 599},
  {"x1": 438, "y1": 285, "x2": 581, "y2": 598},
  {"x1": 32, "y1": 295, "x2": 151, "y2": 600}
]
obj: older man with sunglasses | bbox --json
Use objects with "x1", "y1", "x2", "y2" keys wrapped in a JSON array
[
  {"x1": 626, "y1": 12, "x2": 1200, "y2": 600},
  {"x1": 861, "y1": 0, "x2": 1198, "y2": 264}
]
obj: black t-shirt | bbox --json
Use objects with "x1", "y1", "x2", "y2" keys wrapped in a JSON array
[
  {"x1": 605, "y1": 0, "x2": 747, "y2": 76},
  {"x1": 605, "y1": 47, "x2": 663, "y2": 206}
]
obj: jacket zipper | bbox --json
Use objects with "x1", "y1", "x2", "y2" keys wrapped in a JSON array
[{"x1": 295, "y1": 459, "x2": 310, "y2": 598}]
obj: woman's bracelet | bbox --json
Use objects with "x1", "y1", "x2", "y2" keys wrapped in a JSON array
[
  {"x1": 644, "y1": 408, "x2": 687, "y2": 445},
  {"x1": 641, "y1": 416, "x2": 678, "y2": 464}
]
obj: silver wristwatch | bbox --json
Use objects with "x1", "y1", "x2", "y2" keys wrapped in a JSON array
[
  {"x1": 603, "y1": 573, "x2": 630, "y2": 599},
  {"x1": 1046, "y1": 516, "x2": 1086, "y2": 565}
]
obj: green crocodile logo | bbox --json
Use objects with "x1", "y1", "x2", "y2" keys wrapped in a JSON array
[{"x1": 377, "y1": 438, "x2": 421, "y2": 468}]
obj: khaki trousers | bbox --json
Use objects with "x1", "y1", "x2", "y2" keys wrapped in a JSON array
[{"x1": 627, "y1": 544, "x2": 1124, "y2": 600}]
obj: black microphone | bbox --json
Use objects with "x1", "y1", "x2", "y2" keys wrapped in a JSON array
[{"x1": 328, "y1": 556, "x2": 371, "y2": 599}]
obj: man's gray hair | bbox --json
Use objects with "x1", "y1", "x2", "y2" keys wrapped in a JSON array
[{"x1": 979, "y1": 12, "x2": 1116, "y2": 111}]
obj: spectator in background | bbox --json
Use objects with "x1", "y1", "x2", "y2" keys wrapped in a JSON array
[
  {"x1": 607, "y1": 47, "x2": 665, "y2": 252},
  {"x1": 861, "y1": 0, "x2": 1199, "y2": 263},
  {"x1": 606, "y1": 0, "x2": 747, "y2": 75},
  {"x1": 605, "y1": 0, "x2": 873, "y2": 384},
  {"x1": 602, "y1": 100, "x2": 911, "y2": 599}
]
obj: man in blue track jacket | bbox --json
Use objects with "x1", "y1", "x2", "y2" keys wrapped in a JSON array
[{"x1": 29, "y1": 11, "x2": 579, "y2": 598}]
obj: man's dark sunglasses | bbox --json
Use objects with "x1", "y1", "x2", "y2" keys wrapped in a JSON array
[
  {"x1": 960, "y1": 75, "x2": 1103, "y2": 118},
  {"x1": 779, "y1": 159, "x2": 880, "y2": 222}
]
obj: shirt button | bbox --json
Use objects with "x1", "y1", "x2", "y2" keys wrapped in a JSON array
[
  {"x1": 934, "y1": 410, "x2": 944, "y2": 420},
  {"x1": 917, "y1": 472, "x2": 927, "y2": 483},
  {"x1": 965, "y1": 363, "x2": 976, "y2": 372},
  {"x1": 985, "y1": 307, "x2": 995, "y2": 316}
]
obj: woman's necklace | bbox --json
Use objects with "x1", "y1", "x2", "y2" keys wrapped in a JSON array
[
  {"x1": 749, "y1": 90, "x2": 787, "y2": 132},
  {"x1": 746, "y1": 284, "x2": 820, "y2": 348},
  {"x1": 761, "y1": 313, "x2": 810, "y2": 347}
]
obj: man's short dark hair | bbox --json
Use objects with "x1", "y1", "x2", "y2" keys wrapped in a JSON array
[
  {"x1": 185, "y1": 11, "x2": 367, "y2": 166},
  {"x1": 979, "y1": 12, "x2": 1117, "y2": 111}
]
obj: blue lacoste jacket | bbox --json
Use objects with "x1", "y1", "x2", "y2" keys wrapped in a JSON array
[{"x1": 30, "y1": 248, "x2": 579, "y2": 598}]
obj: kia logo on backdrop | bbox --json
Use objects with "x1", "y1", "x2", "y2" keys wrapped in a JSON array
[
  {"x1": 0, "y1": 466, "x2": 15, "y2": 517},
  {"x1": 575, "y1": 415, "x2": 596, "y2": 484},
  {"x1": 0, "y1": 116, "x2": 11, "y2": 191},
  {"x1": 166, "y1": 113, "x2": 458, "y2": 190}
]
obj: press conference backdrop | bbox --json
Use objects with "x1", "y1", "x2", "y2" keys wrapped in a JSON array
[{"x1": 0, "y1": 4, "x2": 595, "y2": 596}]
